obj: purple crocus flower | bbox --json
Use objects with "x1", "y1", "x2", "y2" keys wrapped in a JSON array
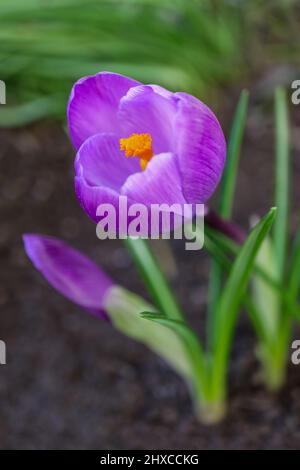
[
  {"x1": 68, "y1": 72, "x2": 226, "y2": 225},
  {"x1": 23, "y1": 234, "x2": 113, "y2": 320}
]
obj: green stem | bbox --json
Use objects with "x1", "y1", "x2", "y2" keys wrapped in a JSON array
[
  {"x1": 274, "y1": 87, "x2": 289, "y2": 281},
  {"x1": 194, "y1": 397, "x2": 226, "y2": 425},
  {"x1": 259, "y1": 314, "x2": 291, "y2": 391},
  {"x1": 124, "y1": 237, "x2": 184, "y2": 320},
  {"x1": 189, "y1": 355, "x2": 226, "y2": 425}
]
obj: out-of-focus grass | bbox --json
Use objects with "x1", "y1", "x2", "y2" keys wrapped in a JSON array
[
  {"x1": 0, "y1": 0, "x2": 241, "y2": 126},
  {"x1": 1, "y1": 0, "x2": 298, "y2": 127}
]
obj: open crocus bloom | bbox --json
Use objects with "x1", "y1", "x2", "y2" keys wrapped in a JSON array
[{"x1": 68, "y1": 72, "x2": 226, "y2": 228}]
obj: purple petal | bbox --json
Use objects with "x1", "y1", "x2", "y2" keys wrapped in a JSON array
[
  {"x1": 75, "y1": 133, "x2": 140, "y2": 222},
  {"x1": 23, "y1": 234, "x2": 114, "y2": 319},
  {"x1": 75, "y1": 175, "x2": 121, "y2": 223},
  {"x1": 68, "y1": 72, "x2": 140, "y2": 149},
  {"x1": 75, "y1": 133, "x2": 140, "y2": 190},
  {"x1": 121, "y1": 153, "x2": 191, "y2": 236},
  {"x1": 121, "y1": 153, "x2": 187, "y2": 206},
  {"x1": 173, "y1": 92, "x2": 226, "y2": 203},
  {"x1": 122, "y1": 152, "x2": 191, "y2": 220},
  {"x1": 118, "y1": 85, "x2": 176, "y2": 155}
]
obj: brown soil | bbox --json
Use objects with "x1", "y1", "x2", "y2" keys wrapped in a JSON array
[{"x1": 1, "y1": 84, "x2": 300, "y2": 449}]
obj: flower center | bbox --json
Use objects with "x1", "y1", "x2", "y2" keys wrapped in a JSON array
[{"x1": 120, "y1": 133, "x2": 153, "y2": 170}]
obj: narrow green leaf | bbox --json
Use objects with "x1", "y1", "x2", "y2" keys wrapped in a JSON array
[
  {"x1": 205, "y1": 224, "x2": 283, "y2": 344},
  {"x1": 252, "y1": 235, "x2": 280, "y2": 339},
  {"x1": 211, "y1": 207, "x2": 277, "y2": 399},
  {"x1": 205, "y1": 224, "x2": 300, "y2": 322},
  {"x1": 206, "y1": 262, "x2": 222, "y2": 338},
  {"x1": 204, "y1": 230, "x2": 232, "y2": 271},
  {"x1": 141, "y1": 312, "x2": 208, "y2": 397},
  {"x1": 105, "y1": 288, "x2": 192, "y2": 380},
  {"x1": 205, "y1": 226, "x2": 239, "y2": 255},
  {"x1": 207, "y1": 90, "x2": 248, "y2": 347},
  {"x1": 205, "y1": 226, "x2": 281, "y2": 292},
  {"x1": 274, "y1": 87, "x2": 289, "y2": 281},
  {"x1": 190, "y1": 210, "x2": 280, "y2": 347},
  {"x1": 219, "y1": 89, "x2": 249, "y2": 219},
  {"x1": 124, "y1": 237, "x2": 184, "y2": 321},
  {"x1": 243, "y1": 295, "x2": 272, "y2": 345},
  {"x1": 288, "y1": 222, "x2": 300, "y2": 303}
]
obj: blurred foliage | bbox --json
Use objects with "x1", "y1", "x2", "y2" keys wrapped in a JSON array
[
  {"x1": 0, "y1": 0, "x2": 298, "y2": 126},
  {"x1": 0, "y1": 0, "x2": 241, "y2": 126}
]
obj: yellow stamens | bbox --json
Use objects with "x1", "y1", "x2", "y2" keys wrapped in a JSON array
[{"x1": 120, "y1": 133, "x2": 153, "y2": 170}]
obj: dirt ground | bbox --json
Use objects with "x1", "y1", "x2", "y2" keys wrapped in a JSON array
[{"x1": 1, "y1": 83, "x2": 300, "y2": 449}]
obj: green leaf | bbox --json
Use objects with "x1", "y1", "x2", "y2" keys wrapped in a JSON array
[
  {"x1": 206, "y1": 261, "x2": 223, "y2": 340},
  {"x1": 205, "y1": 226, "x2": 281, "y2": 292},
  {"x1": 252, "y1": 235, "x2": 280, "y2": 339},
  {"x1": 205, "y1": 224, "x2": 300, "y2": 324},
  {"x1": 205, "y1": 225, "x2": 280, "y2": 345},
  {"x1": 105, "y1": 287, "x2": 192, "y2": 380},
  {"x1": 243, "y1": 295, "x2": 272, "y2": 345},
  {"x1": 205, "y1": 226, "x2": 239, "y2": 255},
  {"x1": 217, "y1": 211, "x2": 276, "y2": 323},
  {"x1": 203, "y1": 228, "x2": 232, "y2": 271},
  {"x1": 141, "y1": 312, "x2": 208, "y2": 398},
  {"x1": 274, "y1": 87, "x2": 290, "y2": 281},
  {"x1": 124, "y1": 237, "x2": 184, "y2": 321},
  {"x1": 219, "y1": 89, "x2": 249, "y2": 219},
  {"x1": 207, "y1": 90, "x2": 248, "y2": 347},
  {"x1": 288, "y1": 222, "x2": 300, "y2": 304},
  {"x1": 210, "y1": 207, "x2": 277, "y2": 399}
]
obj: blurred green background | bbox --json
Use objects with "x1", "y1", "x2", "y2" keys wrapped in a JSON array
[
  {"x1": 1, "y1": 0, "x2": 300, "y2": 450},
  {"x1": 0, "y1": 0, "x2": 299, "y2": 127}
]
